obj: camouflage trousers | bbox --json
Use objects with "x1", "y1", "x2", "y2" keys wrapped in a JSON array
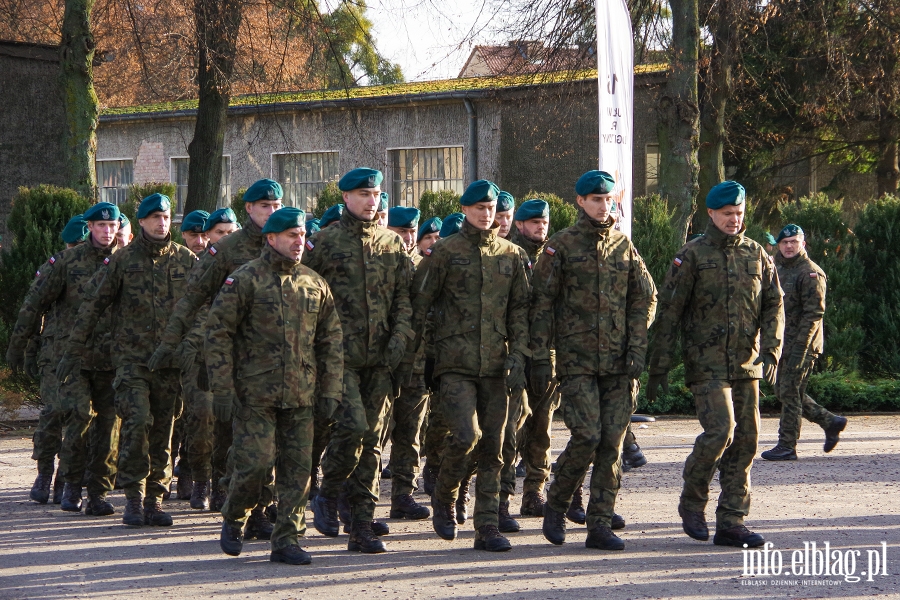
[
  {"x1": 422, "y1": 387, "x2": 449, "y2": 470},
  {"x1": 547, "y1": 374, "x2": 634, "y2": 529},
  {"x1": 775, "y1": 357, "x2": 836, "y2": 449},
  {"x1": 32, "y1": 365, "x2": 65, "y2": 475},
  {"x1": 112, "y1": 365, "x2": 181, "y2": 502},
  {"x1": 222, "y1": 405, "x2": 313, "y2": 551},
  {"x1": 517, "y1": 383, "x2": 561, "y2": 494},
  {"x1": 499, "y1": 385, "x2": 528, "y2": 502},
  {"x1": 182, "y1": 362, "x2": 214, "y2": 482},
  {"x1": 320, "y1": 366, "x2": 392, "y2": 523},
  {"x1": 436, "y1": 374, "x2": 508, "y2": 529},
  {"x1": 388, "y1": 375, "x2": 429, "y2": 498},
  {"x1": 57, "y1": 369, "x2": 119, "y2": 495},
  {"x1": 171, "y1": 415, "x2": 188, "y2": 480},
  {"x1": 682, "y1": 379, "x2": 759, "y2": 529},
  {"x1": 212, "y1": 418, "x2": 232, "y2": 490}
]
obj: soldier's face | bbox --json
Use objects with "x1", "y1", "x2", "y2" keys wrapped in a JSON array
[
  {"x1": 207, "y1": 222, "x2": 238, "y2": 245},
  {"x1": 267, "y1": 227, "x2": 306, "y2": 261},
  {"x1": 377, "y1": 210, "x2": 389, "y2": 227},
  {"x1": 462, "y1": 201, "x2": 497, "y2": 231},
  {"x1": 577, "y1": 193, "x2": 614, "y2": 222},
  {"x1": 516, "y1": 217, "x2": 549, "y2": 243},
  {"x1": 182, "y1": 231, "x2": 209, "y2": 254},
  {"x1": 246, "y1": 199, "x2": 283, "y2": 229},
  {"x1": 88, "y1": 220, "x2": 119, "y2": 248},
  {"x1": 388, "y1": 226, "x2": 417, "y2": 252},
  {"x1": 496, "y1": 210, "x2": 513, "y2": 238},
  {"x1": 140, "y1": 211, "x2": 171, "y2": 241},
  {"x1": 418, "y1": 232, "x2": 440, "y2": 253},
  {"x1": 778, "y1": 234, "x2": 805, "y2": 259},
  {"x1": 707, "y1": 204, "x2": 745, "y2": 236},
  {"x1": 343, "y1": 188, "x2": 381, "y2": 221},
  {"x1": 116, "y1": 223, "x2": 133, "y2": 248}
]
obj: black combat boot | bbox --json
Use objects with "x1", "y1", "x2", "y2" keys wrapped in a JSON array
[
  {"x1": 456, "y1": 476, "x2": 471, "y2": 525},
  {"x1": 824, "y1": 416, "x2": 847, "y2": 453},
  {"x1": 542, "y1": 503, "x2": 567, "y2": 545},
  {"x1": 611, "y1": 513, "x2": 626, "y2": 530},
  {"x1": 311, "y1": 494, "x2": 340, "y2": 537},
  {"x1": 390, "y1": 493, "x2": 431, "y2": 519},
  {"x1": 566, "y1": 491, "x2": 586, "y2": 524},
  {"x1": 190, "y1": 480, "x2": 210, "y2": 510},
  {"x1": 382, "y1": 463, "x2": 392, "y2": 479},
  {"x1": 431, "y1": 494, "x2": 457, "y2": 540},
  {"x1": 209, "y1": 485, "x2": 227, "y2": 512},
  {"x1": 220, "y1": 521, "x2": 244, "y2": 556},
  {"x1": 586, "y1": 525, "x2": 625, "y2": 550},
  {"x1": 52, "y1": 469, "x2": 64, "y2": 504},
  {"x1": 622, "y1": 443, "x2": 648, "y2": 472},
  {"x1": 271, "y1": 544, "x2": 311, "y2": 565},
  {"x1": 474, "y1": 524, "x2": 512, "y2": 552},
  {"x1": 678, "y1": 504, "x2": 709, "y2": 541},
  {"x1": 498, "y1": 500, "x2": 520, "y2": 533},
  {"x1": 123, "y1": 496, "x2": 144, "y2": 527},
  {"x1": 515, "y1": 459, "x2": 526, "y2": 478},
  {"x1": 245, "y1": 506, "x2": 273, "y2": 540},
  {"x1": 761, "y1": 444, "x2": 797, "y2": 461},
  {"x1": 348, "y1": 521, "x2": 386, "y2": 553},
  {"x1": 30, "y1": 473, "x2": 52, "y2": 504},
  {"x1": 519, "y1": 490, "x2": 545, "y2": 517},
  {"x1": 422, "y1": 462, "x2": 437, "y2": 496},
  {"x1": 85, "y1": 493, "x2": 115, "y2": 516},
  {"x1": 714, "y1": 525, "x2": 765, "y2": 548},
  {"x1": 176, "y1": 476, "x2": 193, "y2": 500},
  {"x1": 143, "y1": 500, "x2": 173, "y2": 526},
  {"x1": 337, "y1": 489, "x2": 352, "y2": 528},
  {"x1": 60, "y1": 483, "x2": 83, "y2": 512},
  {"x1": 265, "y1": 501, "x2": 278, "y2": 524},
  {"x1": 309, "y1": 469, "x2": 319, "y2": 500}
]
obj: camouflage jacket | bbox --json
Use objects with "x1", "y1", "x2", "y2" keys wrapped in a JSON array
[
  {"x1": 67, "y1": 232, "x2": 197, "y2": 368},
  {"x1": 12, "y1": 256, "x2": 65, "y2": 369},
  {"x1": 508, "y1": 227, "x2": 545, "y2": 284},
  {"x1": 301, "y1": 208, "x2": 413, "y2": 370},
  {"x1": 8, "y1": 241, "x2": 117, "y2": 371},
  {"x1": 205, "y1": 244, "x2": 343, "y2": 408},
  {"x1": 410, "y1": 218, "x2": 531, "y2": 378},
  {"x1": 648, "y1": 222, "x2": 784, "y2": 384},
  {"x1": 775, "y1": 249, "x2": 825, "y2": 358},
  {"x1": 529, "y1": 214, "x2": 657, "y2": 377},
  {"x1": 159, "y1": 220, "x2": 265, "y2": 348}
]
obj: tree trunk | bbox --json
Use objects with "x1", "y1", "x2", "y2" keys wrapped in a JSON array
[
  {"x1": 184, "y1": 0, "x2": 244, "y2": 215},
  {"x1": 876, "y1": 104, "x2": 899, "y2": 197},
  {"x1": 657, "y1": 0, "x2": 700, "y2": 242},
  {"x1": 59, "y1": 0, "x2": 99, "y2": 200}
]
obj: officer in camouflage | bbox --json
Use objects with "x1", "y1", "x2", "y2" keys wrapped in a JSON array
[
  {"x1": 58, "y1": 193, "x2": 197, "y2": 528},
  {"x1": 376, "y1": 192, "x2": 390, "y2": 227},
  {"x1": 304, "y1": 168, "x2": 413, "y2": 554},
  {"x1": 204, "y1": 207, "x2": 240, "y2": 244},
  {"x1": 495, "y1": 191, "x2": 515, "y2": 239},
  {"x1": 647, "y1": 181, "x2": 784, "y2": 548},
  {"x1": 209, "y1": 207, "x2": 343, "y2": 565},
  {"x1": 116, "y1": 213, "x2": 134, "y2": 248},
  {"x1": 533, "y1": 172, "x2": 657, "y2": 551},
  {"x1": 761, "y1": 224, "x2": 847, "y2": 461},
  {"x1": 409, "y1": 179, "x2": 531, "y2": 552}
]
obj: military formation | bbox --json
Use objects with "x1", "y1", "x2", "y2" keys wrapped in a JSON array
[{"x1": 6, "y1": 167, "x2": 848, "y2": 565}]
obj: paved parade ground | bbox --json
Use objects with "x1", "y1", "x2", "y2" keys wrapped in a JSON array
[{"x1": 0, "y1": 415, "x2": 897, "y2": 599}]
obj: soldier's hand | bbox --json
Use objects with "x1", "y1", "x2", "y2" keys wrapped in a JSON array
[
  {"x1": 646, "y1": 372, "x2": 669, "y2": 403},
  {"x1": 316, "y1": 397, "x2": 339, "y2": 423},
  {"x1": 754, "y1": 354, "x2": 778, "y2": 387},
  {"x1": 24, "y1": 353, "x2": 40, "y2": 381},
  {"x1": 173, "y1": 340, "x2": 197, "y2": 373},
  {"x1": 393, "y1": 362, "x2": 413, "y2": 389},
  {"x1": 785, "y1": 349, "x2": 807, "y2": 373},
  {"x1": 148, "y1": 343, "x2": 176, "y2": 372},
  {"x1": 423, "y1": 358, "x2": 436, "y2": 392},
  {"x1": 213, "y1": 392, "x2": 237, "y2": 422},
  {"x1": 5, "y1": 348, "x2": 24, "y2": 375},
  {"x1": 56, "y1": 352, "x2": 81, "y2": 384},
  {"x1": 529, "y1": 360, "x2": 552, "y2": 397},
  {"x1": 505, "y1": 353, "x2": 526, "y2": 390},
  {"x1": 386, "y1": 334, "x2": 407, "y2": 372},
  {"x1": 625, "y1": 350, "x2": 646, "y2": 380}
]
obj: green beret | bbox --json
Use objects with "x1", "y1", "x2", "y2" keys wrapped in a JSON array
[
  {"x1": 261, "y1": 207, "x2": 305, "y2": 234},
  {"x1": 379, "y1": 192, "x2": 390, "y2": 212},
  {"x1": 243, "y1": 179, "x2": 283, "y2": 203},
  {"x1": 460, "y1": 180, "x2": 499, "y2": 206},
  {"x1": 388, "y1": 206, "x2": 420, "y2": 229},
  {"x1": 118, "y1": 213, "x2": 130, "y2": 227},
  {"x1": 439, "y1": 212, "x2": 465, "y2": 237},
  {"x1": 777, "y1": 224, "x2": 804, "y2": 242},
  {"x1": 320, "y1": 204, "x2": 344, "y2": 228},
  {"x1": 61, "y1": 214, "x2": 89, "y2": 244},
  {"x1": 497, "y1": 191, "x2": 515, "y2": 213},
  {"x1": 514, "y1": 199, "x2": 549, "y2": 221},
  {"x1": 136, "y1": 193, "x2": 171, "y2": 219},
  {"x1": 180, "y1": 210, "x2": 210, "y2": 233},
  {"x1": 306, "y1": 217, "x2": 321, "y2": 234},
  {"x1": 575, "y1": 170, "x2": 616, "y2": 196},
  {"x1": 338, "y1": 168, "x2": 383, "y2": 191},
  {"x1": 84, "y1": 202, "x2": 120, "y2": 222},
  {"x1": 705, "y1": 180, "x2": 745, "y2": 209},
  {"x1": 203, "y1": 207, "x2": 238, "y2": 232},
  {"x1": 418, "y1": 216, "x2": 442, "y2": 239},
  {"x1": 764, "y1": 232, "x2": 777, "y2": 246}
]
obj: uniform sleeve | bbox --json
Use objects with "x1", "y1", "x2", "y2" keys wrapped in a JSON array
[
  {"x1": 648, "y1": 247, "x2": 696, "y2": 374},
  {"x1": 528, "y1": 244, "x2": 562, "y2": 363},
  {"x1": 204, "y1": 274, "x2": 251, "y2": 394},
  {"x1": 626, "y1": 245, "x2": 658, "y2": 358},
  {"x1": 794, "y1": 267, "x2": 826, "y2": 355},
  {"x1": 389, "y1": 242, "x2": 415, "y2": 342},
  {"x1": 759, "y1": 252, "x2": 785, "y2": 362},
  {"x1": 408, "y1": 249, "x2": 447, "y2": 357},
  {"x1": 160, "y1": 250, "x2": 228, "y2": 347},
  {"x1": 7, "y1": 258, "x2": 67, "y2": 355},
  {"x1": 314, "y1": 282, "x2": 344, "y2": 400},
  {"x1": 67, "y1": 259, "x2": 121, "y2": 352},
  {"x1": 507, "y1": 248, "x2": 532, "y2": 360}
]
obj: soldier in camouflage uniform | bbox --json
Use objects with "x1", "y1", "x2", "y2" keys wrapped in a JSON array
[
  {"x1": 761, "y1": 224, "x2": 847, "y2": 461},
  {"x1": 532, "y1": 172, "x2": 657, "y2": 551},
  {"x1": 409, "y1": 179, "x2": 530, "y2": 552},
  {"x1": 495, "y1": 191, "x2": 515, "y2": 239},
  {"x1": 647, "y1": 181, "x2": 784, "y2": 549},
  {"x1": 304, "y1": 168, "x2": 413, "y2": 554},
  {"x1": 6, "y1": 215, "x2": 90, "y2": 504},
  {"x1": 209, "y1": 207, "x2": 343, "y2": 565},
  {"x1": 149, "y1": 181, "x2": 282, "y2": 532},
  {"x1": 58, "y1": 194, "x2": 198, "y2": 528},
  {"x1": 116, "y1": 213, "x2": 134, "y2": 248}
]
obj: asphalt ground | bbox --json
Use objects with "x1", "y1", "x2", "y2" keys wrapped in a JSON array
[{"x1": 0, "y1": 414, "x2": 898, "y2": 599}]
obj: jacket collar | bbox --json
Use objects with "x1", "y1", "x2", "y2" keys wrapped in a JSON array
[
  {"x1": 704, "y1": 221, "x2": 744, "y2": 249},
  {"x1": 340, "y1": 206, "x2": 379, "y2": 239},
  {"x1": 86, "y1": 236, "x2": 116, "y2": 259},
  {"x1": 243, "y1": 218, "x2": 265, "y2": 246},
  {"x1": 775, "y1": 248, "x2": 807, "y2": 268},
  {"x1": 509, "y1": 226, "x2": 545, "y2": 256},
  {"x1": 460, "y1": 217, "x2": 499, "y2": 247},
  {"x1": 137, "y1": 229, "x2": 171, "y2": 257},
  {"x1": 261, "y1": 243, "x2": 300, "y2": 273},
  {"x1": 575, "y1": 211, "x2": 614, "y2": 239}
]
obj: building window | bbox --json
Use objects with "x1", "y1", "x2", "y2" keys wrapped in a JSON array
[
  {"x1": 170, "y1": 156, "x2": 231, "y2": 216},
  {"x1": 273, "y1": 152, "x2": 340, "y2": 211},
  {"x1": 391, "y1": 147, "x2": 464, "y2": 207},
  {"x1": 96, "y1": 159, "x2": 133, "y2": 206},
  {"x1": 645, "y1": 144, "x2": 659, "y2": 195}
]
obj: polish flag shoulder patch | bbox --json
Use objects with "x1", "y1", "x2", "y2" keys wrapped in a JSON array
[
  {"x1": 527, "y1": 260, "x2": 533, "y2": 269},
  {"x1": 225, "y1": 277, "x2": 235, "y2": 286},
  {"x1": 305, "y1": 239, "x2": 315, "y2": 251},
  {"x1": 103, "y1": 257, "x2": 110, "y2": 265},
  {"x1": 424, "y1": 247, "x2": 432, "y2": 256},
  {"x1": 48, "y1": 256, "x2": 56, "y2": 264},
  {"x1": 209, "y1": 246, "x2": 218, "y2": 255},
  {"x1": 35, "y1": 270, "x2": 41, "y2": 277},
  {"x1": 809, "y1": 272, "x2": 818, "y2": 278},
  {"x1": 673, "y1": 257, "x2": 683, "y2": 267},
  {"x1": 544, "y1": 246, "x2": 556, "y2": 256}
]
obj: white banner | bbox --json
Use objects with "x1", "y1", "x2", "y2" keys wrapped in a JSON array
[{"x1": 596, "y1": 0, "x2": 635, "y2": 237}]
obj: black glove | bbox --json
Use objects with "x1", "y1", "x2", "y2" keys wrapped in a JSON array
[
  {"x1": 56, "y1": 351, "x2": 81, "y2": 384},
  {"x1": 423, "y1": 357, "x2": 436, "y2": 392},
  {"x1": 213, "y1": 391, "x2": 238, "y2": 422},
  {"x1": 529, "y1": 360, "x2": 553, "y2": 398},
  {"x1": 784, "y1": 348, "x2": 808, "y2": 373},
  {"x1": 386, "y1": 334, "x2": 407, "y2": 372},
  {"x1": 646, "y1": 372, "x2": 669, "y2": 403},
  {"x1": 24, "y1": 353, "x2": 40, "y2": 381},
  {"x1": 754, "y1": 354, "x2": 778, "y2": 387},
  {"x1": 147, "y1": 342, "x2": 176, "y2": 372},
  {"x1": 315, "y1": 397, "x2": 339, "y2": 424},
  {"x1": 393, "y1": 362, "x2": 413, "y2": 391},
  {"x1": 5, "y1": 347, "x2": 24, "y2": 375},
  {"x1": 505, "y1": 353, "x2": 526, "y2": 390},
  {"x1": 625, "y1": 350, "x2": 645, "y2": 380},
  {"x1": 173, "y1": 340, "x2": 197, "y2": 373}
]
